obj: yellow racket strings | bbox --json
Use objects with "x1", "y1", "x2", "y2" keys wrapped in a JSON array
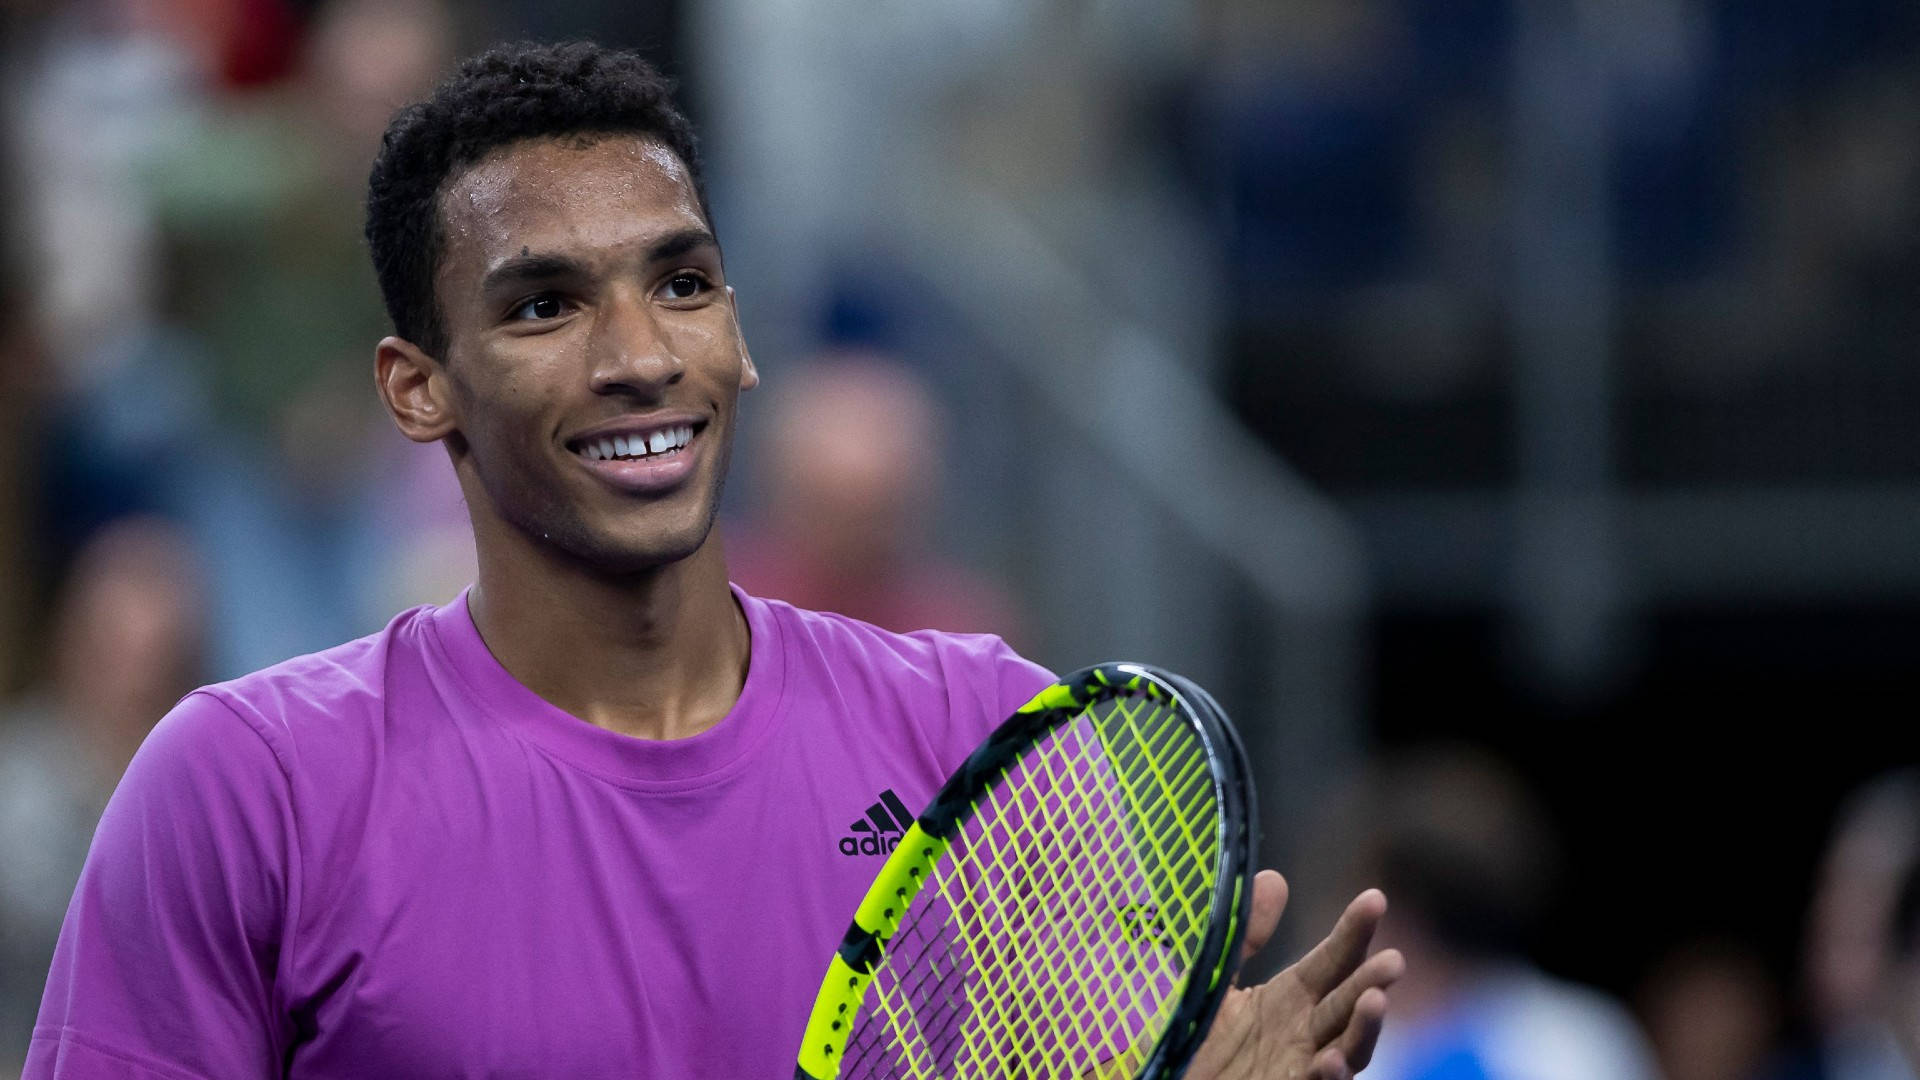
[{"x1": 839, "y1": 690, "x2": 1222, "y2": 1079}]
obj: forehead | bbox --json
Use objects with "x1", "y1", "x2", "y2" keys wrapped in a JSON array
[{"x1": 436, "y1": 134, "x2": 705, "y2": 272}]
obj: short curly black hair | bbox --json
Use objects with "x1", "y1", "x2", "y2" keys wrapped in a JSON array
[{"x1": 365, "y1": 41, "x2": 706, "y2": 358}]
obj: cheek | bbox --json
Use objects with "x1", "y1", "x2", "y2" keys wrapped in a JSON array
[
  {"x1": 451, "y1": 390, "x2": 552, "y2": 477},
  {"x1": 663, "y1": 316, "x2": 746, "y2": 382},
  {"x1": 461, "y1": 346, "x2": 573, "y2": 431}
]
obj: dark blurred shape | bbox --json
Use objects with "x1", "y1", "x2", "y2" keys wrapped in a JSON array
[
  {"x1": 1810, "y1": 773, "x2": 1920, "y2": 1026},
  {"x1": 1640, "y1": 939, "x2": 1784, "y2": 1080},
  {"x1": 485, "y1": 0, "x2": 683, "y2": 81},
  {"x1": 1889, "y1": 859, "x2": 1919, "y2": 1073},
  {"x1": 0, "y1": 516, "x2": 205, "y2": 1072},
  {"x1": 1372, "y1": 748, "x2": 1555, "y2": 959},
  {"x1": 1198, "y1": 0, "x2": 1419, "y2": 299},
  {"x1": 729, "y1": 355, "x2": 1020, "y2": 639},
  {"x1": 1770, "y1": 770, "x2": 1920, "y2": 1080},
  {"x1": 0, "y1": 273, "x2": 51, "y2": 695},
  {"x1": 1341, "y1": 746, "x2": 1661, "y2": 1080}
]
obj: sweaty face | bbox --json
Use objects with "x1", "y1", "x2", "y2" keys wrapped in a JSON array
[{"x1": 432, "y1": 135, "x2": 756, "y2": 573}]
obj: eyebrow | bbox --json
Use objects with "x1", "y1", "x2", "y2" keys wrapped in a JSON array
[
  {"x1": 648, "y1": 227, "x2": 720, "y2": 266},
  {"x1": 480, "y1": 253, "x2": 584, "y2": 296},
  {"x1": 479, "y1": 227, "x2": 721, "y2": 296}
]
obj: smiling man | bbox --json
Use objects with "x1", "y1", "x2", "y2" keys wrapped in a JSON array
[{"x1": 26, "y1": 42, "x2": 1400, "y2": 1079}]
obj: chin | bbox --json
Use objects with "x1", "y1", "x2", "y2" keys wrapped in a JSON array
[
  {"x1": 485, "y1": 459, "x2": 727, "y2": 575},
  {"x1": 597, "y1": 536, "x2": 709, "y2": 575},
  {"x1": 548, "y1": 510, "x2": 718, "y2": 576}
]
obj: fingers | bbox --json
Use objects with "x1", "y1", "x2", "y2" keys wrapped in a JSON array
[
  {"x1": 1238, "y1": 870, "x2": 1288, "y2": 968},
  {"x1": 1291, "y1": 889, "x2": 1388, "y2": 997},
  {"x1": 1335, "y1": 986, "x2": 1391, "y2": 1073},
  {"x1": 1308, "y1": 1047, "x2": 1353, "y2": 1080},
  {"x1": 1308, "y1": 947, "x2": 1404, "y2": 1046},
  {"x1": 1306, "y1": 988, "x2": 1390, "y2": 1080}
]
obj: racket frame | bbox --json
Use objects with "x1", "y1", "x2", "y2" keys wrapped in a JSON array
[{"x1": 795, "y1": 662, "x2": 1258, "y2": 1080}]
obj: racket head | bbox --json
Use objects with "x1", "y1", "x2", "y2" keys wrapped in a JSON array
[{"x1": 795, "y1": 662, "x2": 1258, "y2": 1080}]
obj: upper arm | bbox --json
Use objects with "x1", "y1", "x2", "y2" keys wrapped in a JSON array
[{"x1": 26, "y1": 692, "x2": 298, "y2": 1079}]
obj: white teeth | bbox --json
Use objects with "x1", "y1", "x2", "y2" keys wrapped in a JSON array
[{"x1": 579, "y1": 425, "x2": 696, "y2": 461}]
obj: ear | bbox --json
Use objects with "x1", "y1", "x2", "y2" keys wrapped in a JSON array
[
  {"x1": 739, "y1": 344, "x2": 760, "y2": 392},
  {"x1": 375, "y1": 336, "x2": 459, "y2": 443},
  {"x1": 727, "y1": 285, "x2": 759, "y2": 392}
]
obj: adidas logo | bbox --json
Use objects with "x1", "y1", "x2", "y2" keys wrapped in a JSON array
[{"x1": 837, "y1": 788, "x2": 917, "y2": 857}]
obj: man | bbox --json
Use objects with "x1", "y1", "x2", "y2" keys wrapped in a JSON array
[{"x1": 27, "y1": 41, "x2": 1401, "y2": 1078}]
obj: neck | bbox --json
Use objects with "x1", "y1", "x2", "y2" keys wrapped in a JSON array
[{"x1": 465, "y1": 524, "x2": 750, "y2": 742}]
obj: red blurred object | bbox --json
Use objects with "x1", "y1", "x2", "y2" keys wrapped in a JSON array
[
  {"x1": 147, "y1": 0, "x2": 302, "y2": 89},
  {"x1": 215, "y1": 0, "x2": 300, "y2": 88}
]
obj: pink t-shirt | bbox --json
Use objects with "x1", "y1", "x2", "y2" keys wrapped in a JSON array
[{"x1": 26, "y1": 587, "x2": 1051, "y2": 1078}]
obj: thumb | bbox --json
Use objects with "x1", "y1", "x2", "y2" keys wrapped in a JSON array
[{"x1": 1238, "y1": 870, "x2": 1287, "y2": 969}]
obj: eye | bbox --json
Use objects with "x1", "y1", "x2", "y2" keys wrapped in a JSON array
[
  {"x1": 660, "y1": 273, "x2": 710, "y2": 301},
  {"x1": 509, "y1": 294, "x2": 569, "y2": 321}
]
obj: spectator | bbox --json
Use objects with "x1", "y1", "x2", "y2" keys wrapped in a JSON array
[
  {"x1": 0, "y1": 517, "x2": 205, "y2": 1072},
  {"x1": 1771, "y1": 771, "x2": 1920, "y2": 1080},
  {"x1": 729, "y1": 354, "x2": 1021, "y2": 638},
  {"x1": 1341, "y1": 746, "x2": 1662, "y2": 1080},
  {"x1": 140, "y1": 0, "x2": 460, "y2": 674}
]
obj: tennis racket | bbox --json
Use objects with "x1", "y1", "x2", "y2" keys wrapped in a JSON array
[{"x1": 795, "y1": 662, "x2": 1257, "y2": 1080}]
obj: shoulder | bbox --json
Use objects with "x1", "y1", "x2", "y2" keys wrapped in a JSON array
[
  {"x1": 746, "y1": 590, "x2": 1051, "y2": 702},
  {"x1": 740, "y1": 590, "x2": 1055, "y2": 765},
  {"x1": 186, "y1": 603, "x2": 440, "y2": 762},
  {"x1": 1477, "y1": 965, "x2": 1661, "y2": 1080}
]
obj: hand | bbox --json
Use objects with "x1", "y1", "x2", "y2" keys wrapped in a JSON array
[{"x1": 1182, "y1": 873, "x2": 1404, "y2": 1080}]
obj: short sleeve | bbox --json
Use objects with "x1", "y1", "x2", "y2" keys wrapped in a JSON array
[
  {"x1": 928, "y1": 634, "x2": 1055, "y2": 769},
  {"x1": 26, "y1": 692, "x2": 297, "y2": 1079},
  {"x1": 988, "y1": 640, "x2": 1056, "y2": 719}
]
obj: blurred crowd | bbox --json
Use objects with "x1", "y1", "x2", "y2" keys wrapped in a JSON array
[
  {"x1": 0, "y1": 0, "x2": 1916, "y2": 1077},
  {"x1": 1313, "y1": 758, "x2": 1920, "y2": 1080},
  {"x1": 0, "y1": 0, "x2": 471, "y2": 686}
]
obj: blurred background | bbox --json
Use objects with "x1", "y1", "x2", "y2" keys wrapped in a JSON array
[{"x1": 1, "y1": 0, "x2": 1917, "y2": 1077}]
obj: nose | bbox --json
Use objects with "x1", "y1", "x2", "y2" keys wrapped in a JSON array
[{"x1": 588, "y1": 287, "x2": 684, "y2": 396}]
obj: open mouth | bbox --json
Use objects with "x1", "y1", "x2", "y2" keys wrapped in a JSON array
[{"x1": 568, "y1": 422, "x2": 701, "y2": 463}]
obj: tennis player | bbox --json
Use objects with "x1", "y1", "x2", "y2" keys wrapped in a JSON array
[{"x1": 26, "y1": 41, "x2": 1401, "y2": 1079}]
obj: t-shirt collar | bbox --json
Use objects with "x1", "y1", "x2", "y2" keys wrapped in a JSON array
[{"x1": 423, "y1": 583, "x2": 789, "y2": 791}]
